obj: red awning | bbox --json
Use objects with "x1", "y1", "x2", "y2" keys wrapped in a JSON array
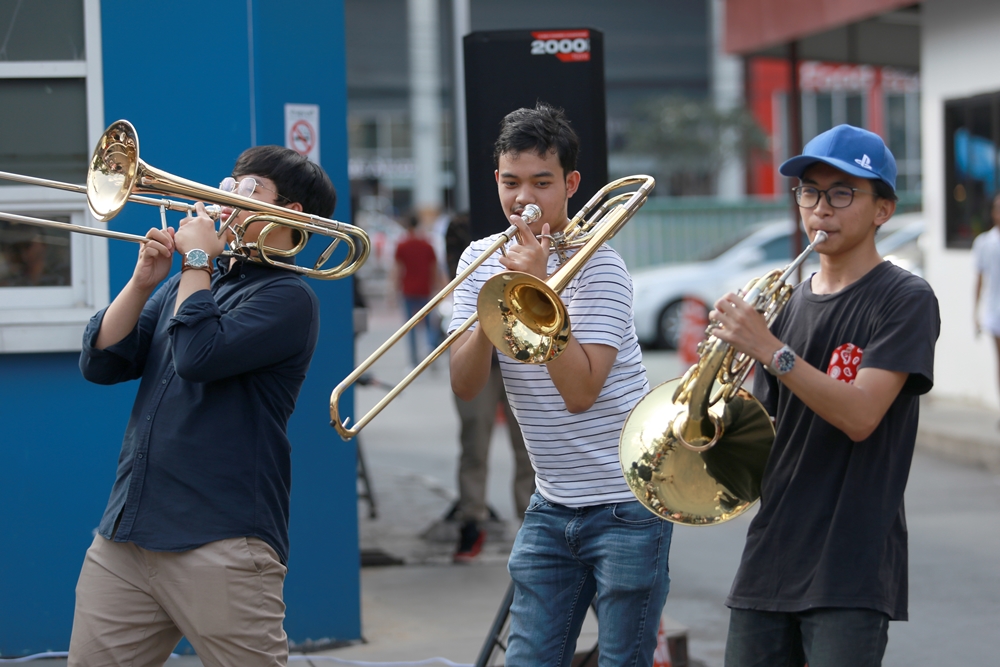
[{"x1": 726, "y1": 0, "x2": 918, "y2": 55}]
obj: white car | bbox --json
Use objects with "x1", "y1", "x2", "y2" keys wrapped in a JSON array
[{"x1": 630, "y1": 213, "x2": 924, "y2": 349}]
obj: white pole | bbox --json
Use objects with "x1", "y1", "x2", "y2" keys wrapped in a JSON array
[
  {"x1": 711, "y1": 0, "x2": 746, "y2": 200},
  {"x1": 408, "y1": 0, "x2": 443, "y2": 217},
  {"x1": 452, "y1": 0, "x2": 471, "y2": 212}
]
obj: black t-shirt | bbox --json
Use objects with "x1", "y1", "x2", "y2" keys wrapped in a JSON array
[{"x1": 726, "y1": 261, "x2": 940, "y2": 620}]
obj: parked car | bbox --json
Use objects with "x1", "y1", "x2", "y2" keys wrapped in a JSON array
[{"x1": 631, "y1": 212, "x2": 924, "y2": 350}]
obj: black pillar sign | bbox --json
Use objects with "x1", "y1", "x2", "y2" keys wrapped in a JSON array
[{"x1": 463, "y1": 28, "x2": 608, "y2": 240}]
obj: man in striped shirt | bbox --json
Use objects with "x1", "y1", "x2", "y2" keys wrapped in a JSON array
[{"x1": 449, "y1": 103, "x2": 672, "y2": 665}]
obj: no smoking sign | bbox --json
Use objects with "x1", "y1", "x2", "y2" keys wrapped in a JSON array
[{"x1": 285, "y1": 104, "x2": 320, "y2": 164}]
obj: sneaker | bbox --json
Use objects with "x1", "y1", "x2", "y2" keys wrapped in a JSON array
[{"x1": 453, "y1": 521, "x2": 486, "y2": 563}]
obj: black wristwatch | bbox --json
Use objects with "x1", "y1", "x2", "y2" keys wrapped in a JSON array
[
  {"x1": 182, "y1": 248, "x2": 211, "y2": 274},
  {"x1": 766, "y1": 344, "x2": 796, "y2": 376}
]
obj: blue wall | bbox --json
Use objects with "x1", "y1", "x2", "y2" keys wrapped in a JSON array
[{"x1": 0, "y1": 0, "x2": 359, "y2": 655}]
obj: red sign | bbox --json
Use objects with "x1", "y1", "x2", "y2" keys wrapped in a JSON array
[
  {"x1": 530, "y1": 30, "x2": 591, "y2": 62},
  {"x1": 289, "y1": 119, "x2": 315, "y2": 156}
]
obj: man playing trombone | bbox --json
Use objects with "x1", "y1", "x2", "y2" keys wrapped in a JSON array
[
  {"x1": 69, "y1": 146, "x2": 337, "y2": 667},
  {"x1": 449, "y1": 103, "x2": 672, "y2": 665}
]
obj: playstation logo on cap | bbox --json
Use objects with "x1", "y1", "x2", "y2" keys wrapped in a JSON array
[{"x1": 779, "y1": 124, "x2": 897, "y2": 191}]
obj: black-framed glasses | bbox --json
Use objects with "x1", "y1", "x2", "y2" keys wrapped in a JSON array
[
  {"x1": 219, "y1": 176, "x2": 290, "y2": 204},
  {"x1": 793, "y1": 185, "x2": 877, "y2": 209}
]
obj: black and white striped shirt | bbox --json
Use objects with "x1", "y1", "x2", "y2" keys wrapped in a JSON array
[{"x1": 450, "y1": 233, "x2": 649, "y2": 507}]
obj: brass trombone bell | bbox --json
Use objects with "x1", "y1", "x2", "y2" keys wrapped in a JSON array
[{"x1": 478, "y1": 175, "x2": 655, "y2": 363}]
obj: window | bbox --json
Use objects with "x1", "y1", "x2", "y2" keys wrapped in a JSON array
[
  {"x1": 802, "y1": 91, "x2": 867, "y2": 146},
  {"x1": 944, "y1": 91, "x2": 999, "y2": 249},
  {"x1": 0, "y1": 0, "x2": 106, "y2": 353}
]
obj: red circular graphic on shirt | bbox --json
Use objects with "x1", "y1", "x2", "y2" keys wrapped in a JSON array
[{"x1": 827, "y1": 342, "x2": 864, "y2": 384}]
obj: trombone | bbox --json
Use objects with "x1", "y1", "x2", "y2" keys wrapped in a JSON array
[
  {"x1": 330, "y1": 175, "x2": 655, "y2": 440},
  {"x1": 0, "y1": 120, "x2": 370, "y2": 280}
]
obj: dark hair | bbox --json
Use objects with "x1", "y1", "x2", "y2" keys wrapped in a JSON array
[
  {"x1": 232, "y1": 146, "x2": 337, "y2": 217},
  {"x1": 493, "y1": 102, "x2": 580, "y2": 177},
  {"x1": 872, "y1": 178, "x2": 897, "y2": 203}
]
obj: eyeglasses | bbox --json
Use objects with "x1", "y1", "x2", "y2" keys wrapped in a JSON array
[
  {"x1": 219, "y1": 176, "x2": 290, "y2": 204},
  {"x1": 793, "y1": 185, "x2": 877, "y2": 209}
]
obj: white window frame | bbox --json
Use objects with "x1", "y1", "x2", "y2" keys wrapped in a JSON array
[{"x1": 0, "y1": 0, "x2": 107, "y2": 353}]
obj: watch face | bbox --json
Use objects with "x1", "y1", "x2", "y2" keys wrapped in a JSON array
[
  {"x1": 775, "y1": 349, "x2": 795, "y2": 374},
  {"x1": 186, "y1": 248, "x2": 209, "y2": 268}
]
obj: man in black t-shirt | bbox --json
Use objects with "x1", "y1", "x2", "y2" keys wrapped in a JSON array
[{"x1": 709, "y1": 125, "x2": 940, "y2": 667}]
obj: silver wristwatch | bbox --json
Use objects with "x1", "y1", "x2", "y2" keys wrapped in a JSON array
[
  {"x1": 182, "y1": 248, "x2": 211, "y2": 273},
  {"x1": 767, "y1": 344, "x2": 796, "y2": 376}
]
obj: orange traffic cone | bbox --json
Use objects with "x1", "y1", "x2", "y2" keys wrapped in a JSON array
[
  {"x1": 677, "y1": 297, "x2": 708, "y2": 366},
  {"x1": 653, "y1": 617, "x2": 673, "y2": 667}
]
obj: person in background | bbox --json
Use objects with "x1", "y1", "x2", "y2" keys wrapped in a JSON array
[
  {"x1": 973, "y1": 192, "x2": 1000, "y2": 425},
  {"x1": 444, "y1": 211, "x2": 533, "y2": 563},
  {"x1": 393, "y1": 212, "x2": 444, "y2": 368}
]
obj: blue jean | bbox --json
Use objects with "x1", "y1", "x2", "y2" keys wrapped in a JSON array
[
  {"x1": 725, "y1": 607, "x2": 890, "y2": 667},
  {"x1": 506, "y1": 493, "x2": 673, "y2": 667},
  {"x1": 403, "y1": 295, "x2": 441, "y2": 366}
]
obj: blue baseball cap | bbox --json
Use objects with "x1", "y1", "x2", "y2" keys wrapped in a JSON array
[{"x1": 779, "y1": 124, "x2": 897, "y2": 192}]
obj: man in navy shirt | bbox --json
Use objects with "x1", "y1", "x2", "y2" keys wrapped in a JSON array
[{"x1": 69, "y1": 147, "x2": 335, "y2": 667}]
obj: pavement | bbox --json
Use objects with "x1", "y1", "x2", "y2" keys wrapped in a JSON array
[
  {"x1": 312, "y1": 301, "x2": 1000, "y2": 667},
  {"x1": 21, "y1": 300, "x2": 1000, "y2": 667}
]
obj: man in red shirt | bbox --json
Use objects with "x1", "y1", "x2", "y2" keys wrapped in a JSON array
[{"x1": 394, "y1": 213, "x2": 444, "y2": 367}]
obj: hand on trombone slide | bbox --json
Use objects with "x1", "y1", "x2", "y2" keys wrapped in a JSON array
[
  {"x1": 175, "y1": 202, "x2": 227, "y2": 261},
  {"x1": 130, "y1": 226, "x2": 175, "y2": 292},
  {"x1": 499, "y1": 212, "x2": 551, "y2": 281}
]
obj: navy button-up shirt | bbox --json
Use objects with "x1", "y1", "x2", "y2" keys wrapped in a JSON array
[{"x1": 79, "y1": 258, "x2": 320, "y2": 564}]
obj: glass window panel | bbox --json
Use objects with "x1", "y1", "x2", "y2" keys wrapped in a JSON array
[
  {"x1": 348, "y1": 117, "x2": 378, "y2": 160},
  {"x1": 946, "y1": 94, "x2": 999, "y2": 248},
  {"x1": 389, "y1": 117, "x2": 410, "y2": 156},
  {"x1": 815, "y1": 93, "x2": 833, "y2": 135},
  {"x1": 0, "y1": 0, "x2": 85, "y2": 61},
  {"x1": 846, "y1": 94, "x2": 864, "y2": 128},
  {"x1": 0, "y1": 78, "x2": 88, "y2": 183},
  {"x1": 887, "y1": 94, "x2": 908, "y2": 160},
  {"x1": 0, "y1": 217, "x2": 71, "y2": 287}
]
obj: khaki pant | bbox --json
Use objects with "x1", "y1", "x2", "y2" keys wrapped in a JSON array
[
  {"x1": 68, "y1": 534, "x2": 288, "y2": 667},
  {"x1": 454, "y1": 363, "x2": 534, "y2": 522}
]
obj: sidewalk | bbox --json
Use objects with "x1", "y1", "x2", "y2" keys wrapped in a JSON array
[{"x1": 916, "y1": 394, "x2": 1000, "y2": 472}]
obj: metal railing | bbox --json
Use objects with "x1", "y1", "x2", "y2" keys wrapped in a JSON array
[{"x1": 609, "y1": 192, "x2": 922, "y2": 270}]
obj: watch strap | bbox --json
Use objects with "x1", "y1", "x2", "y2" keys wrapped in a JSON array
[{"x1": 182, "y1": 248, "x2": 212, "y2": 274}]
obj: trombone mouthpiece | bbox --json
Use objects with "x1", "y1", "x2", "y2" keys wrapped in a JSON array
[
  {"x1": 520, "y1": 204, "x2": 542, "y2": 224},
  {"x1": 813, "y1": 230, "x2": 828, "y2": 245}
]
